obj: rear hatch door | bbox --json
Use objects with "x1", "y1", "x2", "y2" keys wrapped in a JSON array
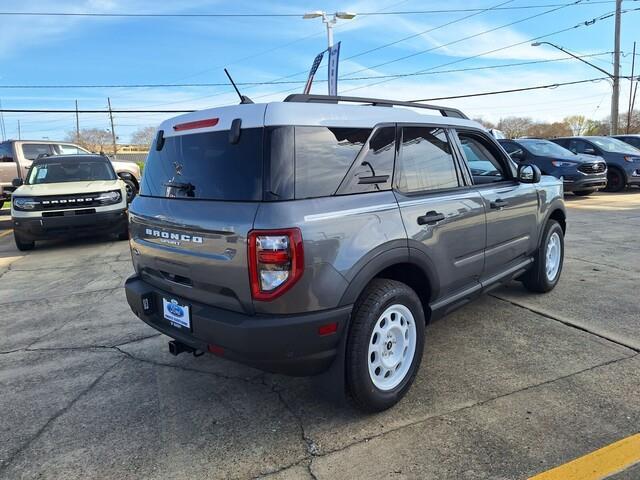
[{"x1": 129, "y1": 106, "x2": 266, "y2": 314}]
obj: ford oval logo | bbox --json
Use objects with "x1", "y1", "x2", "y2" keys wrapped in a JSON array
[{"x1": 167, "y1": 302, "x2": 184, "y2": 317}]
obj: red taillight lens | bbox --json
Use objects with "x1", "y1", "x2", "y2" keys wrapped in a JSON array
[{"x1": 248, "y1": 228, "x2": 304, "y2": 301}]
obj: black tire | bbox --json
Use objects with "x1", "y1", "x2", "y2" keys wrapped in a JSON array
[
  {"x1": 604, "y1": 167, "x2": 625, "y2": 192},
  {"x1": 14, "y1": 231, "x2": 35, "y2": 251},
  {"x1": 122, "y1": 178, "x2": 137, "y2": 203},
  {"x1": 346, "y1": 279, "x2": 426, "y2": 412},
  {"x1": 523, "y1": 220, "x2": 564, "y2": 293},
  {"x1": 573, "y1": 190, "x2": 594, "y2": 196},
  {"x1": 0, "y1": 201, "x2": 4, "y2": 210}
]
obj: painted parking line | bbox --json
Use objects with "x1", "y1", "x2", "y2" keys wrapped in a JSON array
[
  {"x1": 0, "y1": 229, "x2": 12, "y2": 238},
  {"x1": 529, "y1": 433, "x2": 640, "y2": 480}
]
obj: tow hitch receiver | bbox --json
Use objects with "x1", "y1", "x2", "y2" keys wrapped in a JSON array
[{"x1": 168, "y1": 340, "x2": 198, "y2": 356}]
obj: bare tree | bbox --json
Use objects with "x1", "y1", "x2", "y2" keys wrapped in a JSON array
[
  {"x1": 563, "y1": 115, "x2": 592, "y2": 136},
  {"x1": 131, "y1": 126, "x2": 157, "y2": 147},
  {"x1": 496, "y1": 117, "x2": 534, "y2": 138},
  {"x1": 472, "y1": 117, "x2": 496, "y2": 130},
  {"x1": 66, "y1": 128, "x2": 112, "y2": 152}
]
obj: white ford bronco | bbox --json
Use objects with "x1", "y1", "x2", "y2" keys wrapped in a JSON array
[{"x1": 11, "y1": 154, "x2": 129, "y2": 251}]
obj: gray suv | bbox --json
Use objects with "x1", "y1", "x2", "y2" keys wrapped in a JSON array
[{"x1": 124, "y1": 95, "x2": 566, "y2": 411}]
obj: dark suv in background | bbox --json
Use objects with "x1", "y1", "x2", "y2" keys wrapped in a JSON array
[
  {"x1": 499, "y1": 138, "x2": 607, "y2": 196},
  {"x1": 551, "y1": 136, "x2": 640, "y2": 192}
]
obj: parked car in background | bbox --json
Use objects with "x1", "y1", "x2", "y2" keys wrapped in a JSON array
[
  {"x1": 124, "y1": 94, "x2": 566, "y2": 412},
  {"x1": 11, "y1": 155, "x2": 128, "y2": 251},
  {"x1": 612, "y1": 134, "x2": 640, "y2": 150},
  {"x1": 551, "y1": 136, "x2": 640, "y2": 192},
  {"x1": 0, "y1": 140, "x2": 140, "y2": 208},
  {"x1": 498, "y1": 138, "x2": 607, "y2": 196}
]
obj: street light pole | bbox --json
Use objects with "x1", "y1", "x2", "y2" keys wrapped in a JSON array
[
  {"x1": 303, "y1": 11, "x2": 356, "y2": 50},
  {"x1": 532, "y1": 40, "x2": 619, "y2": 134}
]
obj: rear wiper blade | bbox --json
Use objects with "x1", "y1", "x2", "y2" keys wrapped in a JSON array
[
  {"x1": 163, "y1": 181, "x2": 195, "y2": 190},
  {"x1": 163, "y1": 181, "x2": 196, "y2": 197}
]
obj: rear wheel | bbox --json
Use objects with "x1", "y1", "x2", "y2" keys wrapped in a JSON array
[
  {"x1": 14, "y1": 231, "x2": 35, "y2": 251},
  {"x1": 573, "y1": 190, "x2": 595, "y2": 196},
  {"x1": 523, "y1": 220, "x2": 564, "y2": 293},
  {"x1": 604, "y1": 168, "x2": 625, "y2": 192},
  {"x1": 346, "y1": 279, "x2": 425, "y2": 412}
]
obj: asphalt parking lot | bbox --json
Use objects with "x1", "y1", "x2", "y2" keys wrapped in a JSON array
[{"x1": 1, "y1": 192, "x2": 639, "y2": 480}]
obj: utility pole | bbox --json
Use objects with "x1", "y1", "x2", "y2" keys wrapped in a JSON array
[
  {"x1": 75, "y1": 100, "x2": 80, "y2": 143},
  {"x1": 627, "y1": 42, "x2": 636, "y2": 133},
  {"x1": 107, "y1": 97, "x2": 117, "y2": 157},
  {"x1": 611, "y1": 0, "x2": 622, "y2": 135},
  {"x1": 17, "y1": 120, "x2": 21, "y2": 140}
]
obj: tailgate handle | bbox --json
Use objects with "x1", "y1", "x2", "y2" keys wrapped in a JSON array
[{"x1": 159, "y1": 270, "x2": 193, "y2": 287}]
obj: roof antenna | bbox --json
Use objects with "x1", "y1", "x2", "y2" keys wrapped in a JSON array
[{"x1": 224, "y1": 68, "x2": 254, "y2": 104}]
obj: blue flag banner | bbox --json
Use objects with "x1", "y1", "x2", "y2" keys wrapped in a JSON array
[
  {"x1": 328, "y1": 41, "x2": 341, "y2": 96},
  {"x1": 303, "y1": 51, "x2": 325, "y2": 94}
]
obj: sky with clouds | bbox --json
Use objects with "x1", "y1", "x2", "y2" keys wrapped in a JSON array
[{"x1": 0, "y1": 0, "x2": 638, "y2": 142}]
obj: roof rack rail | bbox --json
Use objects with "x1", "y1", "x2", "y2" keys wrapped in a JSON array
[{"x1": 283, "y1": 94, "x2": 468, "y2": 119}]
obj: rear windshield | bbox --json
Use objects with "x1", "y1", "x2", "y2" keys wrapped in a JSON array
[
  {"x1": 518, "y1": 140, "x2": 575, "y2": 157},
  {"x1": 141, "y1": 128, "x2": 263, "y2": 201},
  {"x1": 27, "y1": 158, "x2": 116, "y2": 184}
]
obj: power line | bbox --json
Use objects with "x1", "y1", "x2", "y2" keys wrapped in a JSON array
[
  {"x1": 0, "y1": 1, "x2": 629, "y2": 18},
  {"x1": 340, "y1": 5, "x2": 637, "y2": 94},
  {"x1": 0, "y1": 76, "x2": 629, "y2": 115},
  {"x1": 0, "y1": 53, "x2": 613, "y2": 89}
]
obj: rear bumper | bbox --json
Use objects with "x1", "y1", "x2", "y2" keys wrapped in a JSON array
[
  {"x1": 124, "y1": 275, "x2": 352, "y2": 376},
  {"x1": 12, "y1": 208, "x2": 127, "y2": 240},
  {"x1": 562, "y1": 174, "x2": 607, "y2": 192}
]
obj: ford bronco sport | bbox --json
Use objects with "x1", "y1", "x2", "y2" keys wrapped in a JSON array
[{"x1": 125, "y1": 94, "x2": 566, "y2": 412}]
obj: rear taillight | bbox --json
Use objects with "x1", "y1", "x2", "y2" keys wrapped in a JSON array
[{"x1": 248, "y1": 228, "x2": 304, "y2": 301}]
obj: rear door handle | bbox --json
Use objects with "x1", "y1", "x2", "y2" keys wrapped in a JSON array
[
  {"x1": 417, "y1": 211, "x2": 445, "y2": 225},
  {"x1": 490, "y1": 198, "x2": 508, "y2": 210}
]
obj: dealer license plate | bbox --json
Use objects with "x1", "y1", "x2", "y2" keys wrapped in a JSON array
[{"x1": 162, "y1": 298, "x2": 191, "y2": 329}]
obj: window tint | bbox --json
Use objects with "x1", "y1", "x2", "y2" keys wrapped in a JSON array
[
  {"x1": 0, "y1": 143, "x2": 13, "y2": 162},
  {"x1": 337, "y1": 126, "x2": 395, "y2": 194},
  {"x1": 141, "y1": 128, "x2": 263, "y2": 201},
  {"x1": 295, "y1": 127, "x2": 370, "y2": 198},
  {"x1": 396, "y1": 127, "x2": 459, "y2": 193},
  {"x1": 458, "y1": 134, "x2": 507, "y2": 184},
  {"x1": 21, "y1": 143, "x2": 53, "y2": 160},
  {"x1": 624, "y1": 137, "x2": 640, "y2": 148}
]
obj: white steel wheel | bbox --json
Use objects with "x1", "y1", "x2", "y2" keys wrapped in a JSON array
[
  {"x1": 367, "y1": 304, "x2": 417, "y2": 391},
  {"x1": 545, "y1": 231, "x2": 562, "y2": 282}
]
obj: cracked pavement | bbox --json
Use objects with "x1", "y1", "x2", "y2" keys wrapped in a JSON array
[{"x1": 1, "y1": 192, "x2": 639, "y2": 479}]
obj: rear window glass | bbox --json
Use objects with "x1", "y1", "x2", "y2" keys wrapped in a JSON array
[
  {"x1": 22, "y1": 144, "x2": 52, "y2": 160},
  {"x1": 295, "y1": 127, "x2": 371, "y2": 199},
  {"x1": 141, "y1": 128, "x2": 263, "y2": 201}
]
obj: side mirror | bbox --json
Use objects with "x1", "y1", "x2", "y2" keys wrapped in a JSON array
[
  {"x1": 517, "y1": 164, "x2": 541, "y2": 184},
  {"x1": 509, "y1": 149, "x2": 525, "y2": 161},
  {"x1": 12, "y1": 178, "x2": 23, "y2": 187},
  {"x1": 583, "y1": 147, "x2": 597, "y2": 155}
]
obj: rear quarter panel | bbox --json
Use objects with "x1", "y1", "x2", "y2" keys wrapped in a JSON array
[{"x1": 252, "y1": 191, "x2": 406, "y2": 315}]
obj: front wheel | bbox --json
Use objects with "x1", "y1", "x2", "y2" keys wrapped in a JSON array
[
  {"x1": 346, "y1": 279, "x2": 425, "y2": 412},
  {"x1": 122, "y1": 178, "x2": 137, "y2": 203},
  {"x1": 523, "y1": 220, "x2": 564, "y2": 293},
  {"x1": 604, "y1": 168, "x2": 625, "y2": 192}
]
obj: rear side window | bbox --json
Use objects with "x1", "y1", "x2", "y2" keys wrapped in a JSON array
[
  {"x1": 337, "y1": 126, "x2": 396, "y2": 195},
  {"x1": 294, "y1": 127, "x2": 370, "y2": 199},
  {"x1": 141, "y1": 129, "x2": 263, "y2": 201},
  {"x1": 395, "y1": 127, "x2": 459, "y2": 193}
]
